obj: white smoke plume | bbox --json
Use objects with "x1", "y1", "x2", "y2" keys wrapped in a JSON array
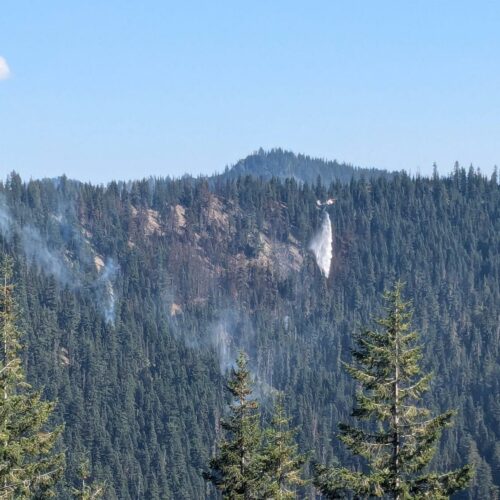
[
  {"x1": 208, "y1": 311, "x2": 278, "y2": 400},
  {"x1": 0, "y1": 194, "x2": 119, "y2": 323},
  {"x1": 174, "y1": 309, "x2": 240, "y2": 373},
  {"x1": 208, "y1": 310, "x2": 252, "y2": 373},
  {"x1": 0, "y1": 196, "x2": 74, "y2": 285},
  {"x1": 209, "y1": 312, "x2": 252, "y2": 371},
  {"x1": 308, "y1": 211, "x2": 333, "y2": 277},
  {"x1": 212, "y1": 318, "x2": 234, "y2": 373},
  {"x1": 20, "y1": 225, "x2": 72, "y2": 284},
  {"x1": 0, "y1": 203, "x2": 12, "y2": 236},
  {"x1": 98, "y1": 259, "x2": 119, "y2": 324}
]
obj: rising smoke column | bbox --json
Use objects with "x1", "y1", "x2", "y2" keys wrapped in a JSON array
[
  {"x1": 1, "y1": 195, "x2": 120, "y2": 323},
  {"x1": 98, "y1": 259, "x2": 119, "y2": 324},
  {"x1": 212, "y1": 318, "x2": 233, "y2": 373},
  {"x1": 0, "y1": 196, "x2": 74, "y2": 285},
  {"x1": 308, "y1": 211, "x2": 333, "y2": 277}
]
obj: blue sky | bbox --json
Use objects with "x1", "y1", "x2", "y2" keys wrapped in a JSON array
[{"x1": 0, "y1": 1, "x2": 499, "y2": 183}]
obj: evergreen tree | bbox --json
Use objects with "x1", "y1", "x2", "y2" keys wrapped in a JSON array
[
  {"x1": 204, "y1": 351, "x2": 263, "y2": 499},
  {"x1": 71, "y1": 459, "x2": 105, "y2": 499},
  {"x1": 0, "y1": 258, "x2": 64, "y2": 498},
  {"x1": 260, "y1": 394, "x2": 306, "y2": 499},
  {"x1": 314, "y1": 282, "x2": 473, "y2": 499}
]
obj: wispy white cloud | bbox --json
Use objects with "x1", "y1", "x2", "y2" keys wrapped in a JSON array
[{"x1": 0, "y1": 57, "x2": 11, "y2": 80}]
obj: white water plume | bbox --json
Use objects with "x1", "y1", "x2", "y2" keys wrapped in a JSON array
[{"x1": 308, "y1": 211, "x2": 332, "y2": 277}]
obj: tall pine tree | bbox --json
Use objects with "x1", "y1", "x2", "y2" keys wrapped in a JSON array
[
  {"x1": 260, "y1": 394, "x2": 306, "y2": 499},
  {"x1": 204, "y1": 351, "x2": 263, "y2": 499},
  {"x1": 314, "y1": 282, "x2": 473, "y2": 499},
  {"x1": 0, "y1": 258, "x2": 64, "y2": 498}
]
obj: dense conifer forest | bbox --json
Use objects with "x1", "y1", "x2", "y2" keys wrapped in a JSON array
[
  {"x1": 219, "y1": 149, "x2": 394, "y2": 185},
  {"x1": 0, "y1": 152, "x2": 498, "y2": 498}
]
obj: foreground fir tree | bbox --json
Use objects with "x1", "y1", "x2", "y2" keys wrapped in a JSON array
[
  {"x1": 314, "y1": 282, "x2": 473, "y2": 499},
  {"x1": 260, "y1": 394, "x2": 306, "y2": 499},
  {"x1": 0, "y1": 259, "x2": 64, "y2": 498},
  {"x1": 204, "y1": 351, "x2": 263, "y2": 498}
]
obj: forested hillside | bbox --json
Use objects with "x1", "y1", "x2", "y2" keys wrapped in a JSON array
[
  {"x1": 220, "y1": 148, "x2": 394, "y2": 184},
  {"x1": 0, "y1": 158, "x2": 498, "y2": 498}
]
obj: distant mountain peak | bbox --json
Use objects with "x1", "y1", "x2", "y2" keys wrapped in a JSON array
[{"x1": 221, "y1": 148, "x2": 393, "y2": 185}]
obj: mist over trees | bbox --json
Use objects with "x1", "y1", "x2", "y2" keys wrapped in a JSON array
[
  {"x1": 0, "y1": 154, "x2": 498, "y2": 498},
  {"x1": 204, "y1": 351, "x2": 306, "y2": 498}
]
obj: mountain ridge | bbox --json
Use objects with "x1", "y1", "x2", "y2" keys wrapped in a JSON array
[
  {"x1": 0, "y1": 161, "x2": 497, "y2": 498},
  {"x1": 8, "y1": 149, "x2": 393, "y2": 187},
  {"x1": 220, "y1": 148, "x2": 395, "y2": 184}
]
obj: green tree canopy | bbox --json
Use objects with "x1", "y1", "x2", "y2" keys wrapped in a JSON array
[
  {"x1": 0, "y1": 258, "x2": 64, "y2": 498},
  {"x1": 315, "y1": 282, "x2": 473, "y2": 499},
  {"x1": 203, "y1": 351, "x2": 263, "y2": 498},
  {"x1": 260, "y1": 394, "x2": 307, "y2": 499}
]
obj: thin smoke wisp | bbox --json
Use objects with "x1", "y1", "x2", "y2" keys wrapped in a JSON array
[
  {"x1": 308, "y1": 211, "x2": 332, "y2": 277},
  {"x1": 212, "y1": 319, "x2": 233, "y2": 373},
  {"x1": 98, "y1": 259, "x2": 119, "y2": 324},
  {"x1": 0, "y1": 197, "x2": 73, "y2": 285},
  {"x1": 1, "y1": 195, "x2": 119, "y2": 323}
]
